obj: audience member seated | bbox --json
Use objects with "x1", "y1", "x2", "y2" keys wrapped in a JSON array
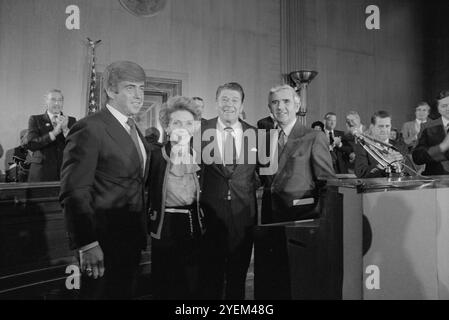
[
  {"x1": 25, "y1": 89, "x2": 76, "y2": 182},
  {"x1": 355, "y1": 110, "x2": 413, "y2": 178},
  {"x1": 6, "y1": 130, "x2": 31, "y2": 182}
]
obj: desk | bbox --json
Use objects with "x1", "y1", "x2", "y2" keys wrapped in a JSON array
[{"x1": 0, "y1": 182, "x2": 151, "y2": 299}]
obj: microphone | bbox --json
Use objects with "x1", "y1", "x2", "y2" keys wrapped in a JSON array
[{"x1": 353, "y1": 131, "x2": 399, "y2": 152}]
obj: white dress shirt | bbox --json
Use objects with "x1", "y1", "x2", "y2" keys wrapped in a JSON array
[
  {"x1": 106, "y1": 104, "x2": 147, "y2": 170},
  {"x1": 216, "y1": 117, "x2": 243, "y2": 162}
]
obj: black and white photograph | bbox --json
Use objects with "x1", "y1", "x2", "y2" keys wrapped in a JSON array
[{"x1": 1, "y1": 0, "x2": 449, "y2": 308}]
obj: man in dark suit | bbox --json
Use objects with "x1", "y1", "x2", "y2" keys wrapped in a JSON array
[
  {"x1": 355, "y1": 110, "x2": 410, "y2": 178},
  {"x1": 324, "y1": 112, "x2": 350, "y2": 174},
  {"x1": 60, "y1": 61, "x2": 149, "y2": 299},
  {"x1": 413, "y1": 90, "x2": 449, "y2": 175},
  {"x1": 25, "y1": 89, "x2": 76, "y2": 182},
  {"x1": 257, "y1": 115, "x2": 276, "y2": 130},
  {"x1": 193, "y1": 96, "x2": 209, "y2": 125},
  {"x1": 200, "y1": 82, "x2": 258, "y2": 299},
  {"x1": 261, "y1": 85, "x2": 335, "y2": 224}
]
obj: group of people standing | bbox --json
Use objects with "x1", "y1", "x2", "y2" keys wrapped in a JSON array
[
  {"x1": 57, "y1": 60, "x2": 336, "y2": 300},
  {"x1": 23, "y1": 59, "x2": 449, "y2": 300}
]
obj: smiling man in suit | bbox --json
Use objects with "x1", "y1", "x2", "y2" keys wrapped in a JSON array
[
  {"x1": 324, "y1": 112, "x2": 350, "y2": 174},
  {"x1": 261, "y1": 85, "x2": 335, "y2": 224},
  {"x1": 25, "y1": 89, "x2": 76, "y2": 182},
  {"x1": 413, "y1": 90, "x2": 449, "y2": 175},
  {"x1": 200, "y1": 82, "x2": 258, "y2": 299},
  {"x1": 60, "y1": 61, "x2": 149, "y2": 299}
]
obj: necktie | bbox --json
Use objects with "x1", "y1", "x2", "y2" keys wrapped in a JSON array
[
  {"x1": 126, "y1": 118, "x2": 144, "y2": 173},
  {"x1": 223, "y1": 127, "x2": 237, "y2": 166},
  {"x1": 329, "y1": 131, "x2": 334, "y2": 146},
  {"x1": 278, "y1": 129, "x2": 286, "y2": 157}
]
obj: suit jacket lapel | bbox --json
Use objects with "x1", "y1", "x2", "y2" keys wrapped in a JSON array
[
  {"x1": 276, "y1": 118, "x2": 304, "y2": 177},
  {"x1": 202, "y1": 117, "x2": 228, "y2": 178},
  {"x1": 232, "y1": 121, "x2": 255, "y2": 175},
  {"x1": 100, "y1": 108, "x2": 142, "y2": 171},
  {"x1": 137, "y1": 127, "x2": 150, "y2": 179}
]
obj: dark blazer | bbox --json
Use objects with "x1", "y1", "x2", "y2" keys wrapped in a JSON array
[
  {"x1": 59, "y1": 108, "x2": 149, "y2": 251},
  {"x1": 257, "y1": 116, "x2": 275, "y2": 130},
  {"x1": 261, "y1": 119, "x2": 335, "y2": 224},
  {"x1": 147, "y1": 142, "x2": 204, "y2": 240},
  {"x1": 355, "y1": 139, "x2": 411, "y2": 178},
  {"x1": 329, "y1": 129, "x2": 350, "y2": 174},
  {"x1": 26, "y1": 113, "x2": 76, "y2": 182},
  {"x1": 412, "y1": 117, "x2": 449, "y2": 175},
  {"x1": 200, "y1": 117, "x2": 258, "y2": 249}
]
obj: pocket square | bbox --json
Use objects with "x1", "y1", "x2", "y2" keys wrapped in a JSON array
[
  {"x1": 251, "y1": 147, "x2": 257, "y2": 152},
  {"x1": 293, "y1": 198, "x2": 314, "y2": 206}
]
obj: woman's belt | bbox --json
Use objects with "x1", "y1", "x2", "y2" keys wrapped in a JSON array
[
  {"x1": 165, "y1": 208, "x2": 191, "y2": 214},
  {"x1": 165, "y1": 205, "x2": 197, "y2": 237}
]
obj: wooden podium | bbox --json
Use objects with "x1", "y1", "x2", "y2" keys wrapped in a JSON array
[
  {"x1": 328, "y1": 175, "x2": 449, "y2": 300},
  {"x1": 254, "y1": 187, "x2": 343, "y2": 299},
  {"x1": 0, "y1": 182, "x2": 151, "y2": 299},
  {"x1": 255, "y1": 176, "x2": 449, "y2": 300}
]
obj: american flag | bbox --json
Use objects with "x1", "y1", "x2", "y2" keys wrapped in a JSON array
[{"x1": 87, "y1": 38, "x2": 101, "y2": 115}]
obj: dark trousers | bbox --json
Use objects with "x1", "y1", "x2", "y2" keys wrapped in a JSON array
[
  {"x1": 151, "y1": 206, "x2": 203, "y2": 300},
  {"x1": 151, "y1": 238, "x2": 202, "y2": 300},
  {"x1": 78, "y1": 244, "x2": 142, "y2": 300},
  {"x1": 200, "y1": 220, "x2": 253, "y2": 300}
]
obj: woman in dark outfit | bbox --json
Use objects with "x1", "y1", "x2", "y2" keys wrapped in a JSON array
[{"x1": 148, "y1": 96, "x2": 205, "y2": 299}]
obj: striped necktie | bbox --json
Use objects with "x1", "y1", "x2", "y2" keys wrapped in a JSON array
[
  {"x1": 126, "y1": 118, "x2": 144, "y2": 173},
  {"x1": 223, "y1": 127, "x2": 237, "y2": 166}
]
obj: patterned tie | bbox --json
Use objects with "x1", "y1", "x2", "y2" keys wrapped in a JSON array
[
  {"x1": 223, "y1": 127, "x2": 237, "y2": 166},
  {"x1": 278, "y1": 129, "x2": 286, "y2": 158},
  {"x1": 126, "y1": 118, "x2": 144, "y2": 173},
  {"x1": 329, "y1": 131, "x2": 334, "y2": 146}
]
